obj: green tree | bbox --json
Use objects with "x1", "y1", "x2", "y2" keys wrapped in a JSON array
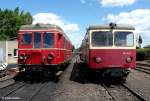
[{"x1": 0, "y1": 7, "x2": 33, "y2": 40}]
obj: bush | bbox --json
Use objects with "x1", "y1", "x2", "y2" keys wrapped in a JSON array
[{"x1": 136, "y1": 48, "x2": 150, "y2": 61}]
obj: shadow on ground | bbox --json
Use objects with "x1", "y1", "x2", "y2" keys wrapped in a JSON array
[
  {"x1": 70, "y1": 62, "x2": 123, "y2": 86},
  {"x1": 12, "y1": 62, "x2": 71, "y2": 84},
  {"x1": 13, "y1": 71, "x2": 60, "y2": 84}
]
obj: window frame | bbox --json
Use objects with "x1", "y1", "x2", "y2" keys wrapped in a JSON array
[
  {"x1": 34, "y1": 32, "x2": 41, "y2": 48},
  {"x1": 114, "y1": 31, "x2": 134, "y2": 47},
  {"x1": 13, "y1": 49, "x2": 18, "y2": 58},
  {"x1": 91, "y1": 30, "x2": 113, "y2": 47},
  {"x1": 89, "y1": 29, "x2": 136, "y2": 49},
  {"x1": 21, "y1": 33, "x2": 32, "y2": 45},
  {"x1": 43, "y1": 32, "x2": 54, "y2": 48}
]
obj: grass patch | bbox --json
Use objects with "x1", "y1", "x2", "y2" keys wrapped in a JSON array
[{"x1": 136, "y1": 48, "x2": 150, "y2": 61}]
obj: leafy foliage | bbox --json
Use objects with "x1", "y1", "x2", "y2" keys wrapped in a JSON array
[
  {"x1": 136, "y1": 48, "x2": 150, "y2": 61},
  {"x1": 144, "y1": 44, "x2": 150, "y2": 48},
  {"x1": 0, "y1": 7, "x2": 32, "y2": 40}
]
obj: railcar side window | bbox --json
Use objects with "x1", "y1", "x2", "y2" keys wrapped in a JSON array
[
  {"x1": 43, "y1": 33, "x2": 54, "y2": 48},
  {"x1": 64, "y1": 39, "x2": 66, "y2": 49},
  {"x1": 92, "y1": 31, "x2": 113, "y2": 46},
  {"x1": 21, "y1": 34, "x2": 32, "y2": 45},
  {"x1": 115, "y1": 32, "x2": 134, "y2": 47}
]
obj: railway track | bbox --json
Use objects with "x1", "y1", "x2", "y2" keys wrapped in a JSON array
[
  {"x1": 0, "y1": 68, "x2": 63, "y2": 101},
  {"x1": 102, "y1": 83, "x2": 146, "y2": 101},
  {"x1": 122, "y1": 84, "x2": 146, "y2": 101},
  {"x1": 136, "y1": 62, "x2": 150, "y2": 74},
  {"x1": 26, "y1": 83, "x2": 48, "y2": 101},
  {"x1": 0, "y1": 82, "x2": 25, "y2": 100},
  {"x1": 0, "y1": 67, "x2": 19, "y2": 89},
  {"x1": 0, "y1": 58, "x2": 149, "y2": 101},
  {"x1": 0, "y1": 82, "x2": 49, "y2": 101},
  {"x1": 0, "y1": 57, "x2": 74, "y2": 101},
  {"x1": 0, "y1": 75, "x2": 16, "y2": 89}
]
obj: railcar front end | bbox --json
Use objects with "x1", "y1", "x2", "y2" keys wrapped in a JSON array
[
  {"x1": 18, "y1": 24, "x2": 73, "y2": 75},
  {"x1": 81, "y1": 23, "x2": 138, "y2": 80}
]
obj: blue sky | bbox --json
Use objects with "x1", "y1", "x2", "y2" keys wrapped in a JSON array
[{"x1": 0, "y1": 0, "x2": 150, "y2": 48}]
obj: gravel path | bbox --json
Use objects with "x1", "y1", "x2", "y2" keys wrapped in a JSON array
[{"x1": 49, "y1": 56, "x2": 113, "y2": 101}]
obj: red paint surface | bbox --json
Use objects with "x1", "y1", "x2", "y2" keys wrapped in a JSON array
[
  {"x1": 31, "y1": 52, "x2": 42, "y2": 64},
  {"x1": 86, "y1": 49, "x2": 136, "y2": 69},
  {"x1": 18, "y1": 49, "x2": 72, "y2": 65},
  {"x1": 18, "y1": 30, "x2": 73, "y2": 65}
]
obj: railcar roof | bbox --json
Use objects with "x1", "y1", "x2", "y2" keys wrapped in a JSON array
[
  {"x1": 19, "y1": 24, "x2": 72, "y2": 44},
  {"x1": 87, "y1": 24, "x2": 135, "y2": 30},
  {"x1": 20, "y1": 24, "x2": 63, "y2": 31}
]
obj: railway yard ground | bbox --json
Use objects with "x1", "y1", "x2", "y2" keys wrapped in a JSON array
[{"x1": 0, "y1": 56, "x2": 150, "y2": 101}]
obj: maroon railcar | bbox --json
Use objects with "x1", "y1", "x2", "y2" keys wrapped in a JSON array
[
  {"x1": 18, "y1": 24, "x2": 73, "y2": 74},
  {"x1": 80, "y1": 23, "x2": 137, "y2": 80}
]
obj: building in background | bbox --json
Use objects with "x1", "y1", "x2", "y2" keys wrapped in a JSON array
[{"x1": 0, "y1": 38, "x2": 18, "y2": 70}]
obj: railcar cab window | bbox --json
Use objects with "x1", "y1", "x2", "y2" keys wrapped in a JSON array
[
  {"x1": 43, "y1": 33, "x2": 54, "y2": 48},
  {"x1": 92, "y1": 31, "x2": 113, "y2": 46},
  {"x1": 21, "y1": 34, "x2": 32, "y2": 45},
  {"x1": 114, "y1": 31, "x2": 134, "y2": 47}
]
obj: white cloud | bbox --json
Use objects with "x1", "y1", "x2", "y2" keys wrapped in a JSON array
[
  {"x1": 101, "y1": 0, "x2": 136, "y2": 7},
  {"x1": 80, "y1": 0, "x2": 96, "y2": 6},
  {"x1": 33, "y1": 13, "x2": 64, "y2": 26},
  {"x1": 33, "y1": 13, "x2": 81, "y2": 48},
  {"x1": 64, "y1": 24, "x2": 79, "y2": 33},
  {"x1": 68, "y1": 32, "x2": 84, "y2": 48},
  {"x1": 80, "y1": 0, "x2": 86, "y2": 4},
  {"x1": 103, "y1": 9, "x2": 150, "y2": 47}
]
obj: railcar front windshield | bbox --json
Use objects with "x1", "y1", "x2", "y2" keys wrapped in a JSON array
[
  {"x1": 114, "y1": 31, "x2": 134, "y2": 47},
  {"x1": 43, "y1": 32, "x2": 54, "y2": 48},
  {"x1": 21, "y1": 34, "x2": 32, "y2": 45},
  {"x1": 92, "y1": 31, "x2": 113, "y2": 46}
]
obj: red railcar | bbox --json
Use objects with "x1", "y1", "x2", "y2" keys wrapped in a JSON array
[
  {"x1": 18, "y1": 24, "x2": 73, "y2": 75},
  {"x1": 80, "y1": 23, "x2": 138, "y2": 81}
]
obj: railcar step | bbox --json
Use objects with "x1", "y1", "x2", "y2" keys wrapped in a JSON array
[{"x1": 55, "y1": 71, "x2": 63, "y2": 76}]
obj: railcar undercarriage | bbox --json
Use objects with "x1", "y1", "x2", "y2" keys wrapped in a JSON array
[
  {"x1": 18, "y1": 64, "x2": 66, "y2": 79},
  {"x1": 87, "y1": 67, "x2": 130, "y2": 83}
]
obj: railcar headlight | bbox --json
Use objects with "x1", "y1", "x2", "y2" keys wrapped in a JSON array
[
  {"x1": 20, "y1": 54, "x2": 25, "y2": 60},
  {"x1": 47, "y1": 54, "x2": 54, "y2": 61},
  {"x1": 94, "y1": 57, "x2": 102, "y2": 63},
  {"x1": 126, "y1": 57, "x2": 132, "y2": 63}
]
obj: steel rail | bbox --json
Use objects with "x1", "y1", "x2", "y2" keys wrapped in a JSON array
[
  {"x1": 0, "y1": 79, "x2": 16, "y2": 89},
  {"x1": 0, "y1": 82, "x2": 26, "y2": 100},
  {"x1": 135, "y1": 67, "x2": 150, "y2": 74},
  {"x1": 27, "y1": 83, "x2": 48, "y2": 101},
  {"x1": 102, "y1": 84, "x2": 117, "y2": 101},
  {"x1": 122, "y1": 84, "x2": 146, "y2": 101},
  {"x1": 137, "y1": 66, "x2": 150, "y2": 71}
]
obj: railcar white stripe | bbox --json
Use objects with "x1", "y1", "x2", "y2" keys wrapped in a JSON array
[
  {"x1": 18, "y1": 48, "x2": 72, "y2": 51},
  {"x1": 90, "y1": 47, "x2": 136, "y2": 49}
]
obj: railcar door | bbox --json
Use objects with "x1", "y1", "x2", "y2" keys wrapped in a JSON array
[
  {"x1": 58, "y1": 34, "x2": 63, "y2": 63},
  {"x1": 32, "y1": 32, "x2": 42, "y2": 64},
  {"x1": 34, "y1": 32, "x2": 41, "y2": 48}
]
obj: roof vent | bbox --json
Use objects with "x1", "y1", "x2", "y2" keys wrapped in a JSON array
[
  {"x1": 109, "y1": 22, "x2": 117, "y2": 29},
  {"x1": 35, "y1": 23, "x2": 41, "y2": 27}
]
